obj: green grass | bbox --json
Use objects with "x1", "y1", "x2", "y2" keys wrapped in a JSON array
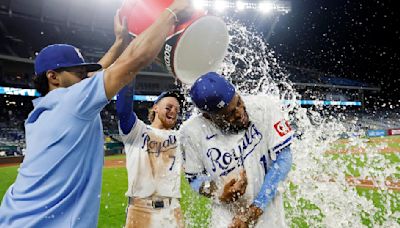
[
  {"x1": 284, "y1": 183, "x2": 400, "y2": 228},
  {"x1": 284, "y1": 183, "x2": 325, "y2": 228},
  {"x1": 328, "y1": 153, "x2": 400, "y2": 178},
  {"x1": 332, "y1": 135, "x2": 400, "y2": 150},
  {"x1": 357, "y1": 188, "x2": 400, "y2": 227},
  {"x1": 2, "y1": 165, "x2": 398, "y2": 227},
  {"x1": 180, "y1": 175, "x2": 211, "y2": 228},
  {"x1": 99, "y1": 169, "x2": 212, "y2": 228},
  {"x1": 98, "y1": 167, "x2": 127, "y2": 228},
  {"x1": 0, "y1": 166, "x2": 18, "y2": 197}
]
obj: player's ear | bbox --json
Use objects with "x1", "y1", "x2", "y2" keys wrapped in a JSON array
[
  {"x1": 46, "y1": 70, "x2": 60, "y2": 87},
  {"x1": 152, "y1": 104, "x2": 159, "y2": 113}
]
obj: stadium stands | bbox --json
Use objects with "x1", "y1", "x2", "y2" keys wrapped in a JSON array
[
  {"x1": 285, "y1": 64, "x2": 376, "y2": 88},
  {"x1": 0, "y1": 0, "x2": 394, "y2": 158},
  {"x1": 0, "y1": 93, "x2": 155, "y2": 157}
]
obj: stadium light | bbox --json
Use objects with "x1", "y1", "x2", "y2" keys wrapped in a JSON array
[
  {"x1": 236, "y1": 1, "x2": 246, "y2": 11},
  {"x1": 275, "y1": 1, "x2": 292, "y2": 14},
  {"x1": 214, "y1": 0, "x2": 229, "y2": 12},
  {"x1": 190, "y1": 0, "x2": 291, "y2": 14},
  {"x1": 259, "y1": 1, "x2": 274, "y2": 13},
  {"x1": 193, "y1": 0, "x2": 207, "y2": 10}
]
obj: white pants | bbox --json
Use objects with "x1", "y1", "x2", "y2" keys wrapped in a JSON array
[
  {"x1": 125, "y1": 198, "x2": 184, "y2": 228},
  {"x1": 210, "y1": 192, "x2": 287, "y2": 228}
]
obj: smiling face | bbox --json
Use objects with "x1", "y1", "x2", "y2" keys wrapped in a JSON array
[
  {"x1": 153, "y1": 96, "x2": 181, "y2": 130},
  {"x1": 209, "y1": 93, "x2": 250, "y2": 133}
]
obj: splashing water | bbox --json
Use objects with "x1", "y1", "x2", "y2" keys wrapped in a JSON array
[{"x1": 182, "y1": 20, "x2": 399, "y2": 227}]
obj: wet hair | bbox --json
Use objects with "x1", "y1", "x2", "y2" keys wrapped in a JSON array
[
  {"x1": 148, "y1": 108, "x2": 155, "y2": 123},
  {"x1": 32, "y1": 73, "x2": 49, "y2": 96}
]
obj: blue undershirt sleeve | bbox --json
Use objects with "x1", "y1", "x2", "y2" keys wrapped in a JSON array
[
  {"x1": 116, "y1": 83, "x2": 137, "y2": 135},
  {"x1": 186, "y1": 172, "x2": 212, "y2": 193},
  {"x1": 253, "y1": 146, "x2": 293, "y2": 210}
]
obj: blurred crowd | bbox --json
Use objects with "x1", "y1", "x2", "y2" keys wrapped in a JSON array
[{"x1": 0, "y1": 97, "x2": 153, "y2": 157}]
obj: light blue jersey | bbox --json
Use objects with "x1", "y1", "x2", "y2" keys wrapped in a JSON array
[{"x1": 0, "y1": 71, "x2": 109, "y2": 228}]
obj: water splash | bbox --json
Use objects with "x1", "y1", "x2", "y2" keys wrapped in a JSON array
[{"x1": 194, "y1": 20, "x2": 400, "y2": 227}]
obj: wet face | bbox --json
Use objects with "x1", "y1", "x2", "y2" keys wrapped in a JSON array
[
  {"x1": 154, "y1": 97, "x2": 181, "y2": 129},
  {"x1": 210, "y1": 93, "x2": 250, "y2": 133}
]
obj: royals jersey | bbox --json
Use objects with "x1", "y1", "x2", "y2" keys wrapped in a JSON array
[
  {"x1": 120, "y1": 119, "x2": 181, "y2": 198},
  {"x1": 180, "y1": 95, "x2": 293, "y2": 227}
]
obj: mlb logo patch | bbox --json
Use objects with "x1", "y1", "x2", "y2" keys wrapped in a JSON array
[
  {"x1": 274, "y1": 120, "x2": 291, "y2": 137},
  {"x1": 216, "y1": 100, "x2": 225, "y2": 108}
]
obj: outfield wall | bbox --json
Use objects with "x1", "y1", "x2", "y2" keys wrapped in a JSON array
[
  {"x1": 0, "y1": 156, "x2": 23, "y2": 165},
  {"x1": 388, "y1": 129, "x2": 400, "y2": 136},
  {"x1": 367, "y1": 128, "x2": 400, "y2": 137}
]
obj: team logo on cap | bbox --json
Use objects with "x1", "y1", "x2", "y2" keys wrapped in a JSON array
[
  {"x1": 74, "y1": 48, "x2": 85, "y2": 62},
  {"x1": 274, "y1": 120, "x2": 292, "y2": 137}
]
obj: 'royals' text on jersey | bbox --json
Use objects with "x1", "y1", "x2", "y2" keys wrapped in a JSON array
[
  {"x1": 120, "y1": 119, "x2": 181, "y2": 198},
  {"x1": 180, "y1": 95, "x2": 293, "y2": 203},
  {"x1": 206, "y1": 123, "x2": 263, "y2": 176}
]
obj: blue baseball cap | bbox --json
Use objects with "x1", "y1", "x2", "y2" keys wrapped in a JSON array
[
  {"x1": 34, "y1": 44, "x2": 102, "y2": 75},
  {"x1": 154, "y1": 90, "x2": 185, "y2": 107},
  {"x1": 189, "y1": 72, "x2": 236, "y2": 113}
]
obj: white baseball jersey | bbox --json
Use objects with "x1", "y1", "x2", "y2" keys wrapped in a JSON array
[
  {"x1": 120, "y1": 119, "x2": 181, "y2": 198},
  {"x1": 180, "y1": 95, "x2": 293, "y2": 227}
]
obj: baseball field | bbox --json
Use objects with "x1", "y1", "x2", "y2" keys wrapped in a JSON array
[{"x1": 0, "y1": 136, "x2": 399, "y2": 227}]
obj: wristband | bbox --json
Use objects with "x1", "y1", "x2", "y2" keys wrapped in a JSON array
[{"x1": 166, "y1": 8, "x2": 179, "y2": 23}]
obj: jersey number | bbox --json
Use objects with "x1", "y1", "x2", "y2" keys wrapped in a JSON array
[
  {"x1": 169, "y1": 156, "x2": 176, "y2": 171},
  {"x1": 260, "y1": 155, "x2": 268, "y2": 175}
]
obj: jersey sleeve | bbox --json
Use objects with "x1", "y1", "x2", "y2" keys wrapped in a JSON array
[
  {"x1": 119, "y1": 118, "x2": 147, "y2": 150},
  {"x1": 116, "y1": 83, "x2": 137, "y2": 134},
  {"x1": 262, "y1": 96, "x2": 293, "y2": 159},
  {"x1": 253, "y1": 147, "x2": 292, "y2": 210},
  {"x1": 64, "y1": 71, "x2": 109, "y2": 120},
  {"x1": 179, "y1": 125, "x2": 206, "y2": 175}
]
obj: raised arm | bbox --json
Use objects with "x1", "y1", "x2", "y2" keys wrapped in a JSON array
[
  {"x1": 104, "y1": 0, "x2": 191, "y2": 100},
  {"x1": 87, "y1": 11, "x2": 130, "y2": 79},
  {"x1": 98, "y1": 11, "x2": 130, "y2": 69},
  {"x1": 116, "y1": 83, "x2": 136, "y2": 134}
]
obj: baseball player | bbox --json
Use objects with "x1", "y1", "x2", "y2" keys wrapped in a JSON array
[
  {"x1": 116, "y1": 83, "x2": 185, "y2": 228},
  {"x1": 180, "y1": 72, "x2": 293, "y2": 228},
  {"x1": 0, "y1": 1, "x2": 191, "y2": 227}
]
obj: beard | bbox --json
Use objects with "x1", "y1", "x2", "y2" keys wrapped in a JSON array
[
  {"x1": 160, "y1": 117, "x2": 177, "y2": 129},
  {"x1": 219, "y1": 117, "x2": 250, "y2": 134},
  {"x1": 225, "y1": 121, "x2": 250, "y2": 133},
  {"x1": 213, "y1": 110, "x2": 250, "y2": 134}
]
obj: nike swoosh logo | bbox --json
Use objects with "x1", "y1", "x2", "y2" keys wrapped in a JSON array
[{"x1": 206, "y1": 134, "x2": 217, "y2": 140}]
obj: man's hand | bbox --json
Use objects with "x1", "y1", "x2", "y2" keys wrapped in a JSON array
[
  {"x1": 103, "y1": 0, "x2": 193, "y2": 100},
  {"x1": 89, "y1": 9, "x2": 130, "y2": 77},
  {"x1": 114, "y1": 10, "x2": 130, "y2": 44},
  {"x1": 229, "y1": 217, "x2": 248, "y2": 228},
  {"x1": 199, "y1": 180, "x2": 218, "y2": 198},
  {"x1": 228, "y1": 204, "x2": 264, "y2": 228},
  {"x1": 219, "y1": 170, "x2": 248, "y2": 203}
]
